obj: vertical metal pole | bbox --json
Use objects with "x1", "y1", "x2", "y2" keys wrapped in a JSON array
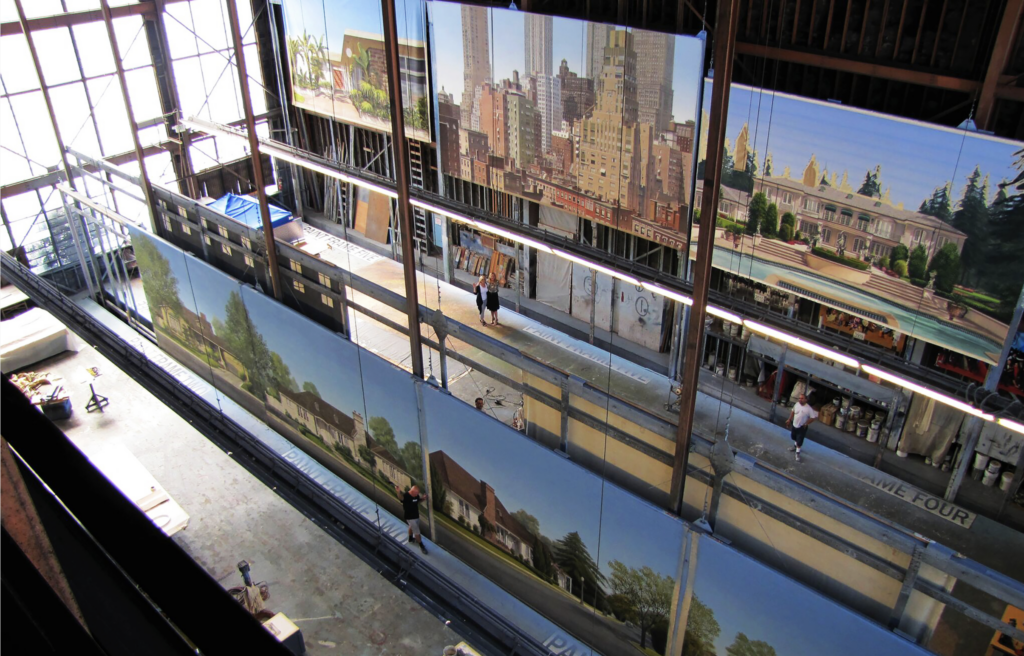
[
  {"x1": 59, "y1": 194, "x2": 98, "y2": 302},
  {"x1": 670, "y1": 0, "x2": 740, "y2": 514},
  {"x1": 152, "y1": 0, "x2": 199, "y2": 199},
  {"x1": 225, "y1": 0, "x2": 283, "y2": 301},
  {"x1": 589, "y1": 268, "x2": 597, "y2": 344},
  {"x1": 381, "y1": 0, "x2": 425, "y2": 379},
  {"x1": 515, "y1": 242, "x2": 521, "y2": 312},
  {"x1": 945, "y1": 283, "x2": 1024, "y2": 501},
  {"x1": 14, "y1": 0, "x2": 77, "y2": 192},
  {"x1": 768, "y1": 347, "x2": 788, "y2": 423},
  {"x1": 100, "y1": 0, "x2": 159, "y2": 233},
  {"x1": 264, "y1": 0, "x2": 303, "y2": 216}
]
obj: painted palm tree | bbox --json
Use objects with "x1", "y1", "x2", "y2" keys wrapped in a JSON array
[{"x1": 302, "y1": 32, "x2": 328, "y2": 93}]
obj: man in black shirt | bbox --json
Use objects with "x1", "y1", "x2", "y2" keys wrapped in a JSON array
[{"x1": 394, "y1": 484, "x2": 428, "y2": 555}]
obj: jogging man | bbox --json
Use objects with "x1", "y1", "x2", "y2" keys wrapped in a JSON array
[
  {"x1": 785, "y1": 393, "x2": 818, "y2": 463},
  {"x1": 395, "y1": 484, "x2": 428, "y2": 555}
]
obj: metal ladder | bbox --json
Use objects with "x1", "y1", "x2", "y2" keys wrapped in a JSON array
[{"x1": 408, "y1": 140, "x2": 428, "y2": 257}]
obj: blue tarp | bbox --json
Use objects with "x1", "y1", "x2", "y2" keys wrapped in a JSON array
[{"x1": 207, "y1": 193, "x2": 293, "y2": 229}]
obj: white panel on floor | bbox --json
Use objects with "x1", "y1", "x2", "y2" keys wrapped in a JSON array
[
  {"x1": 613, "y1": 280, "x2": 665, "y2": 351},
  {"x1": 535, "y1": 250, "x2": 572, "y2": 313},
  {"x1": 569, "y1": 262, "x2": 613, "y2": 331}
]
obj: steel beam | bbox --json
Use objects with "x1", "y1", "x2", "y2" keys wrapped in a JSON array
[
  {"x1": 224, "y1": 0, "x2": 282, "y2": 300},
  {"x1": 14, "y1": 0, "x2": 79, "y2": 193},
  {"x1": 380, "y1": 0, "x2": 425, "y2": 379},
  {"x1": 0, "y1": 1, "x2": 159, "y2": 36},
  {"x1": 99, "y1": 0, "x2": 159, "y2": 233},
  {"x1": 976, "y1": 0, "x2": 1024, "y2": 130},
  {"x1": 945, "y1": 283, "x2": 1024, "y2": 501},
  {"x1": 670, "y1": 0, "x2": 741, "y2": 514},
  {"x1": 734, "y1": 42, "x2": 981, "y2": 93}
]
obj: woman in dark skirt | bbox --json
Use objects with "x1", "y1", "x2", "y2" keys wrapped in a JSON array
[
  {"x1": 473, "y1": 275, "x2": 487, "y2": 325},
  {"x1": 486, "y1": 272, "x2": 501, "y2": 325}
]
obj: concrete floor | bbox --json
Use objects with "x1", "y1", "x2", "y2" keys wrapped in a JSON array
[{"x1": 33, "y1": 337, "x2": 463, "y2": 656}]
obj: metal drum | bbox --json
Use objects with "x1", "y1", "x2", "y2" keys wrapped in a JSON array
[
  {"x1": 867, "y1": 420, "x2": 881, "y2": 443},
  {"x1": 856, "y1": 421, "x2": 869, "y2": 438},
  {"x1": 834, "y1": 410, "x2": 847, "y2": 431}
]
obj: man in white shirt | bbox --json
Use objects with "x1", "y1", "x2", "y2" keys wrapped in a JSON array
[{"x1": 785, "y1": 393, "x2": 818, "y2": 463}]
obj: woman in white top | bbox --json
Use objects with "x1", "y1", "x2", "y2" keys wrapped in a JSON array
[{"x1": 473, "y1": 275, "x2": 487, "y2": 325}]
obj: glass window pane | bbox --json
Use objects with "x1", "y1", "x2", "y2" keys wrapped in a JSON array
[
  {"x1": 86, "y1": 76, "x2": 132, "y2": 155},
  {"x1": 189, "y1": 141, "x2": 219, "y2": 172},
  {"x1": 72, "y1": 22, "x2": 116, "y2": 77},
  {"x1": 32, "y1": 27, "x2": 81, "y2": 86},
  {"x1": 188, "y1": 0, "x2": 229, "y2": 53},
  {"x1": 20, "y1": 0, "x2": 63, "y2": 19},
  {"x1": 244, "y1": 44, "x2": 267, "y2": 115},
  {"x1": 0, "y1": 35, "x2": 41, "y2": 93},
  {"x1": 64, "y1": 0, "x2": 101, "y2": 11},
  {"x1": 0, "y1": 0, "x2": 16, "y2": 23},
  {"x1": 112, "y1": 16, "x2": 152, "y2": 69},
  {"x1": 138, "y1": 124, "x2": 168, "y2": 148},
  {"x1": 200, "y1": 52, "x2": 242, "y2": 124},
  {"x1": 124, "y1": 66, "x2": 162, "y2": 121},
  {"x1": 50, "y1": 81, "x2": 102, "y2": 157},
  {"x1": 172, "y1": 57, "x2": 204, "y2": 117},
  {"x1": 164, "y1": 3, "x2": 201, "y2": 59},
  {"x1": 2, "y1": 191, "x2": 43, "y2": 247},
  {"x1": 8, "y1": 91, "x2": 60, "y2": 169},
  {"x1": 145, "y1": 151, "x2": 176, "y2": 188},
  {"x1": 0, "y1": 143, "x2": 33, "y2": 186}
]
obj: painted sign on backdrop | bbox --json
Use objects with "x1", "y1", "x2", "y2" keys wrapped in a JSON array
[{"x1": 857, "y1": 472, "x2": 975, "y2": 528}]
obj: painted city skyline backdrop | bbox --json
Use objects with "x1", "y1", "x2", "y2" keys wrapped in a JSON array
[
  {"x1": 714, "y1": 81, "x2": 1021, "y2": 209},
  {"x1": 430, "y1": 2, "x2": 706, "y2": 234},
  {"x1": 431, "y1": 4, "x2": 703, "y2": 126}
]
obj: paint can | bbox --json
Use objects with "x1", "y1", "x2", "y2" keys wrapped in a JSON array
[
  {"x1": 841, "y1": 398, "x2": 851, "y2": 410},
  {"x1": 982, "y1": 461, "x2": 1001, "y2": 487},
  {"x1": 845, "y1": 413, "x2": 858, "y2": 433},
  {"x1": 834, "y1": 411, "x2": 846, "y2": 431},
  {"x1": 856, "y1": 421, "x2": 869, "y2": 438},
  {"x1": 972, "y1": 453, "x2": 991, "y2": 480},
  {"x1": 706, "y1": 354, "x2": 716, "y2": 369},
  {"x1": 728, "y1": 366, "x2": 738, "y2": 381},
  {"x1": 863, "y1": 410, "x2": 875, "y2": 423},
  {"x1": 1000, "y1": 471, "x2": 1014, "y2": 491},
  {"x1": 868, "y1": 420, "x2": 881, "y2": 443},
  {"x1": 715, "y1": 364, "x2": 726, "y2": 376}
]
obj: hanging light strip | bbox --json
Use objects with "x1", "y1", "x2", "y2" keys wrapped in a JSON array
[
  {"x1": 179, "y1": 115, "x2": 1023, "y2": 428},
  {"x1": 553, "y1": 249, "x2": 641, "y2": 286},
  {"x1": 997, "y1": 418, "x2": 1024, "y2": 435},
  {"x1": 261, "y1": 142, "x2": 399, "y2": 200},
  {"x1": 641, "y1": 282, "x2": 694, "y2": 306},
  {"x1": 745, "y1": 319, "x2": 860, "y2": 368},
  {"x1": 182, "y1": 116, "x2": 401, "y2": 199},
  {"x1": 861, "y1": 365, "x2": 995, "y2": 420},
  {"x1": 707, "y1": 305, "x2": 743, "y2": 324}
]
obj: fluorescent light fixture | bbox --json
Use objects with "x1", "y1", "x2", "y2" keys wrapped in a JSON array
[
  {"x1": 706, "y1": 305, "x2": 743, "y2": 324},
  {"x1": 474, "y1": 223, "x2": 553, "y2": 253},
  {"x1": 553, "y1": 249, "x2": 641, "y2": 285},
  {"x1": 997, "y1": 418, "x2": 1024, "y2": 435},
  {"x1": 261, "y1": 142, "x2": 399, "y2": 199},
  {"x1": 641, "y1": 282, "x2": 694, "y2": 306},
  {"x1": 182, "y1": 116, "x2": 400, "y2": 200},
  {"x1": 410, "y1": 198, "x2": 471, "y2": 222},
  {"x1": 861, "y1": 364, "x2": 994, "y2": 420},
  {"x1": 745, "y1": 319, "x2": 860, "y2": 368}
]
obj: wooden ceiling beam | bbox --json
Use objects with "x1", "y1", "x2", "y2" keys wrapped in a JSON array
[
  {"x1": 976, "y1": 0, "x2": 1024, "y2": 129},
  {"x1": 735, "y1": 41, "x2": 981, "y2": 92}
]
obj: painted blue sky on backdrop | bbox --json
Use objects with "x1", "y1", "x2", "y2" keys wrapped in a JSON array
[
  {"x1": 430, "y1": 1, "x2": 704, "y2": 126},
  {"x1": 282, "y1": 0, "x2": 425, "y2": 50},
  {"x1": 710, "y1": 81, "x2": 1022, "y2": 209}
]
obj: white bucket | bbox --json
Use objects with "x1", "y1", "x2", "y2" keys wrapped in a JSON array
[
  {"x1": 982, "y1": 464, "x2": 1001, "y2": 487},
  {"x1": 1000, "y1": 471, "x2": 1015, "y2": 491}
]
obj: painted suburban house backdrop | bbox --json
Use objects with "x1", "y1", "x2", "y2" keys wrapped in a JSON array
[{"x1": 697, "y1": 81, "x2": 1024, "y2": 365}]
